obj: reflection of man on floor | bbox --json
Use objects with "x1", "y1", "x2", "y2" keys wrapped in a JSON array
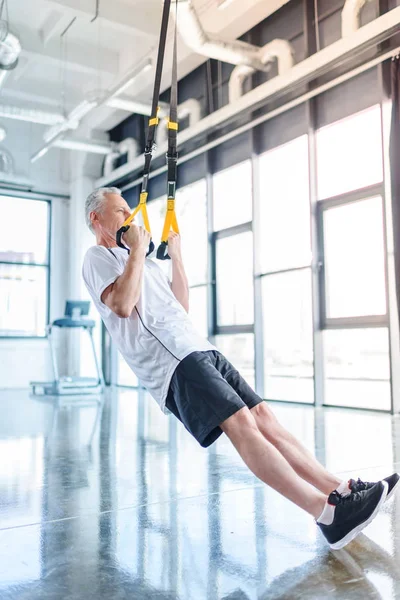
[{"x1": 83, "y1": 187, "x2": 399, "y2": 550}]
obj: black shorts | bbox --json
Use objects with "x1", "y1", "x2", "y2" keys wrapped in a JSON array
[{"x1": 165, "y1": 350, "x2": 263, "y2": 448}]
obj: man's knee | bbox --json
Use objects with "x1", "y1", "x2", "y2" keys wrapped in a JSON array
[
  {"x1": 220, "y1": 406, "x2": 259, "y2": 439},
  {"x1": 251, "y1": 402, "x2": 281, "y2": 439}
]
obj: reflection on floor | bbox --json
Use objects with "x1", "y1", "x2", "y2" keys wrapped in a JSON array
[{"x1": 0, "y1": 387, "x2": 399, "y2": 599}]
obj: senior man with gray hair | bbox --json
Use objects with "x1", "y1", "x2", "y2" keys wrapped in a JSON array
[{"x1": 82, "y1": 186, "x2": 398, "y2": 551}]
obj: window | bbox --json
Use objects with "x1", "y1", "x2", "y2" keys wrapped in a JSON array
[
  {"x1": 214, "y1": 333, "x2": 255, "y2": 390},
  {"x1": 316, "y1": 105, "x2": 383, "y2": 200},
  {"x1": 117, "y1": 354, "x2": 138, "y2": 387},
  {"x1": 324, "y1": 328, "x2": 391, "y2": 410},
  {"x1": 262, "y1": 269, "x2": 314, "y2": 403},
  {"x1": 216, "y1": 231, "x2": 254, "y2": 327},
  {"x1": 322, "y1": 197, "x2": 387, "y2": 320},
  {"x1": 188, "y1": 286, "x2": 208, "y2": 338},
  {"x1": 258, "y1": 135, "x2": 311, "y2": 273},
  {"x1": 0, "y1": 196, "x2": 50, "y2": 337},
  {"x1": 213, "y1": 160, "x2": 252, "y2": 231}
]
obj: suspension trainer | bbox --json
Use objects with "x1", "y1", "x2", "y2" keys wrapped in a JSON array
[{"x1": 116, "y1": 0, "x2": 179, "y2": 260}]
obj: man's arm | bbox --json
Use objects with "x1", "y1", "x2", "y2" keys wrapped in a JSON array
[
  {"x1": 168, "y1": 233, "x2": 189, "y2": 313},
  {"x1": 101, "y1": 225, "x2": 150, "y2": 318}
]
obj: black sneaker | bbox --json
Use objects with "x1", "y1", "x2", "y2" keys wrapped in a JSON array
[
  {"x1": 317, "y1": 480, "x2": 388, "y2": 550},
  {"x1": 349, "y1": 473, "x2": 400, "y2": 502}
]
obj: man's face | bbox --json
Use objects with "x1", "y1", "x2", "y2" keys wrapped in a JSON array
[{"x1": 93, "y1": 193, "x2": 132, "y2": 234}]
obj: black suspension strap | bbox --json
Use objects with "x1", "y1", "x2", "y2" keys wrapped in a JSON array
[
  {"x1": 157, "y1": 0, "x2": 179, "y2": 261},
  {"x1": 116, "y1": 0, "x2": 172, "y2": 254}
]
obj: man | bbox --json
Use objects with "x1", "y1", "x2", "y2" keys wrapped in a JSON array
[{"x1": 82, "y1": 187, "x2": 399, "y2": 551}]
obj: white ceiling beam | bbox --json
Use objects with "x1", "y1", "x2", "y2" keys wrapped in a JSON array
[
  {"x1": 39, "y1": 10, "x2": 76, "y2": 45},
  {"x1": 45, "y1": 0, "x2": 160, "y2": 38},
  {"x1": 19, "y1": 25, "x2": 120, "y2": 76}
]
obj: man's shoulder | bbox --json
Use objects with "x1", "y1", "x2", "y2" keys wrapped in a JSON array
[{"x1": 83, "y1": 245, "x2": 110, "y2": 263}]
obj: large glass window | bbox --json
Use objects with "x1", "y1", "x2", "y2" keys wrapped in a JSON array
[
  {"x1": 214, "y1": 333, "x2": 255, "y2": 391},
  {"x1": 316, "y1": 105, "x2": 383, "y2": 200},
  {"x1": 213, "y1": 160, "x2": 252, "y2": 231},
  {"x1": 188, "y1": 285, "x2": 208, "y2": 338},
  {"x1": 258, "y1": 135, "x2": 311, "y2": 273},
  {"x1": 324, "y1": 328, "x2": 391, "y2": 410},
  {"x1": 117, "y1": 355, "x2": 138, "y2": 387},
  {"x1": 216, "y1": 231, "x2": 254, "y2": 327},
  {"x1": 262, "y1": 269, "x2": 314, "y2": 403},
  {"x1": 0, "y1": 196, "x2": 50, "y2": 337},
  {"x1": 322, "y1": 197, "x2": 387, "y2": 319}
]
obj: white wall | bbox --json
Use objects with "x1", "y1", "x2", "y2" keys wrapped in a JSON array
[
  {"x1": 0, "y1": 120, "x2": 70, "y2": 388},
  {"x1": 0, "y1": 120, "x2": 105, "y2": 389}
]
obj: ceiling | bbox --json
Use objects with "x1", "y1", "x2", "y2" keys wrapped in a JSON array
[{"x1": 4, "y1": 0, "x2": 291, "y2": 134}]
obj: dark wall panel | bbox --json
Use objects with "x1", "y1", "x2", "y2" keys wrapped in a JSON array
[
  {"x1": 210, "y1": 131, "x2": 252, "y2": 173},
  {"x1": 255, "y1": 104, "x2": 308, "y2": 154},
  {"x1": 315, "y1": 67, "x2": 380, "y2": 128}
]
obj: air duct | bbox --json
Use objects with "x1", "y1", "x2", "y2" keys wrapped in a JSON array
[
  {"x1": 103, "y1": 137, "x2": 139, "y2": 177},
  {"x1": 96, "y1": 5, "x2": 400, "y2": 187},
  {"x1": 0, "y1": 148, "x2": 14, "y2": 175},
  {"x1": 342, "y1": 0, "x2": 369, "y2": 37},
  {"x1": 157, "y1": 98, "x2": 202, "y2": 147},
  {"x1": 175, "y1": 0, "x2": 266, "y2": 70},
  {"x1": 229, "y1": 39, "x2": 294, "y2": 103},
  {"x1": 0, "y1": 104, "x2": 64, "y2": 126},
  {"x1": 32, "y1": 58, "x2": 152, "y2": 162}
]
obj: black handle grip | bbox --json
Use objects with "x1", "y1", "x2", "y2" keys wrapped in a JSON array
[
  {"x1": 156, "y1": 241, "x2": 171, "y2": 261},
  {"x1": 116, "y1": 226, "x2": 130, "y2": 251},
  {"x1": 117, "y1": 225, "x2": 155, "y2": 257},
  {"x1": 147, "y1": 240, "x2": 155, "y2": 257}
]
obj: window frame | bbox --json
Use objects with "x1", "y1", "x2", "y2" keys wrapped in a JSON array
[
  {"x1": 0, "y1": 195, "x2": 52, "y2": 340},
  {"x1": 317, "y1": 182, "x2": 389, "y2": 330},
  {"x1": 211, "y1": 221, "x2": 254, "y2": 335}
]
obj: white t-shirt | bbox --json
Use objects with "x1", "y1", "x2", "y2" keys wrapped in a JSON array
[{"x1": 82, "y1": 245, "x2": 215, "y2": 412}]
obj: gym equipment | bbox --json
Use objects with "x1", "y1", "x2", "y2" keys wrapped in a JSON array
[
  {"x1": 117, "y1": 0, "x2": 180, "y2": 260},
  {"x1": 30, "y1": 300, "x2": 104, "y2": 396}
]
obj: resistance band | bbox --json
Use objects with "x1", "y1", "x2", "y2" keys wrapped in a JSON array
[{"x1": 116, "y1": 0, "x2": 173, "y2": 255}]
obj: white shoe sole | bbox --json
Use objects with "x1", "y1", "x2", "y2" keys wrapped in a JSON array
[
  {"x1": 385, "y1": 476, "x2": 400, "y2": 502},
  {"x1": 330, "y1": 480, "x2": 389, "y2": 551}
]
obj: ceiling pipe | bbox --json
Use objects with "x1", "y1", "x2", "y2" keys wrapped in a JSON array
[
  {"x1": 96, "y1": 6, "x2": 400, "y2": 187},
  {"x1": 31, "y1": 58, "x2": 152, "y2": 162},
  {"x1": 342, "y1": 0, "x2": 370, "y2": 37},
  {"x1": 174, "y1": 0, "x2": 267, "y2": 70},
  {"x1": 156, "y1": 97, "x2": 202, "y2": 147},
  {"x1": 103, "y1": 137, "x2": 139, "y2": 177},
  {"x1": 229, "y1": 39, "x2": 295, "y2": 103},
  {"x1": 105, "y1": 96, "x2": 168, "y2": 116},
  {"x1": 0, "y1": 104, "x2": 64, "y2": 125},
  {"x1": 53, "y1": 138, "x2": 115, "y2": 154}
]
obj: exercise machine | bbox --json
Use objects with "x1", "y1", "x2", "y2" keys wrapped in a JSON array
[{"x1": 30, "y1": 300, "x2": 104, "y2": 396}]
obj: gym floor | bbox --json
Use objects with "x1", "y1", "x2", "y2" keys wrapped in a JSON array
[{"x1": 0, "y1": 389, "x2": 399, "y2": 599}]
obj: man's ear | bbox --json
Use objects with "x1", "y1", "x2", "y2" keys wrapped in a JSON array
[{"x1": 90, "y1": 211, "x2": 99, "y2": 227}]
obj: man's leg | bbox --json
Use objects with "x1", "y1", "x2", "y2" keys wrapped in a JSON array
[
  {"x1": 250, "y1": 402, "x2": 341, "y2": 495},
  {"x1": 220, "y1": 406, "x2": 327, "y2": 518}
]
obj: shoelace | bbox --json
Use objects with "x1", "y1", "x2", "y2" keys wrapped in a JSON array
[
  {"x1": 355, "y1": 478, "x2": 370, "y2": 490},
  {"x1": 331, "y1": 490, "x2": 363, "y2": 505}
]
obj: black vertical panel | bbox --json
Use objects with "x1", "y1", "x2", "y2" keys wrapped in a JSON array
[
  {"x1": 254, "y1": 104, "x2": 308, "y2": 154},
  {"x1": 177, "y1": 154, "x2": 207, "y2": 188},
  {"x1": 123, "y1": 186, "x2": 140, "y2": 208},
  {"x1": 210, "y1": 131, "x2": 253, "y2": 173},
  {"x1": 315, "y1": 68, "x2": 380, "y2": 128},
  {"x1": 148, "y1": 171, "x2": 168, "y2": 201}
]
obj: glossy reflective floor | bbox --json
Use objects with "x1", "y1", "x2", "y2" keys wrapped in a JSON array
[{"x1": 1, "y1": 387, "x2": 400, "y2": 600}]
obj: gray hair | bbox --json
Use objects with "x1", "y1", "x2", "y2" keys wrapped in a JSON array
[{"x1": 85, "y1": 187, "x2": 121, "y2": 233}]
